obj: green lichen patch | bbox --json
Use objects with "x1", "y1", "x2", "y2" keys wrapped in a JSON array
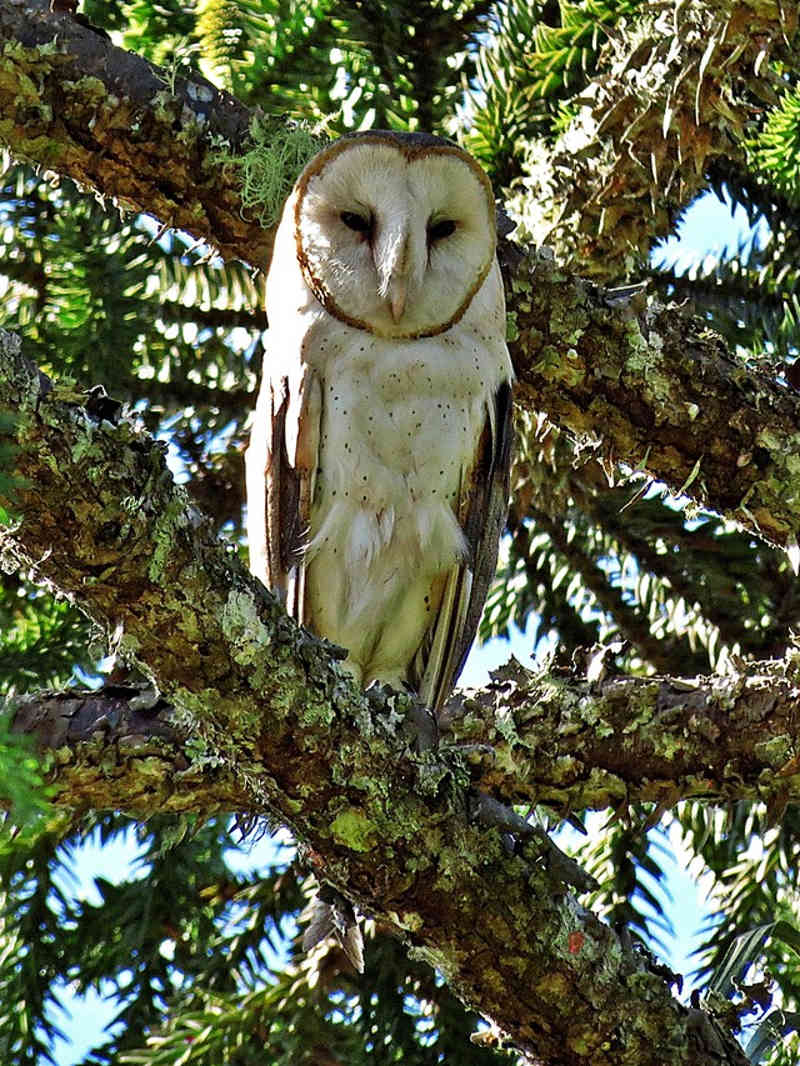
[
  {"x1": 147, "y1": 494, "x2": 194, "y2": 582},
  {"x1": 62, "y1": 75, "x2": 107, "y2": 108},
  {"x1": 330, "y1": 808, "x2": 379, "y2": 852},
  {"x1": 212, "y1": 117, "x2": 326, "y2": 229},
  {"x1": 0, "y1": 120, "x2": 62, "y2": 164},
  {"x1": 753, "y1": 733, "x2": 794, "y2": 769}
]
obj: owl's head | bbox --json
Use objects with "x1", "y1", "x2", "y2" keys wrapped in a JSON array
[{"x1": 290, "y1": 132, "x2": 496, "y2": 340}]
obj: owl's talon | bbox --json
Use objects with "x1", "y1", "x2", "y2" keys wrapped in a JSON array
[
  {"x1": 470, "y1": 790, "x2": 534, "y2": 836},
  {"x1": 469, "y1": 791, "x2": 598, "y2": 894},
  {"x1": 405, "y1": 699, "x2": 439, "y2": 754}
]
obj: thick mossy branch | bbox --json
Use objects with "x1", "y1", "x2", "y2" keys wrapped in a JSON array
[
  {"x1": 0, "y1": 331, "x2": 750, "y2": 1066},
  {"x1": 5, "y1": 684, "x2": 259, "y2": 816},
  {"x1": 0, "y1": 0, "x2": 272, "y2": 268},
  {"x1": 12, "y1": 656, "x2": 800, "y2": 818},
  {"x1": 444, "y1": 658, "x2": 800, "y2": 812},
  {"x1": 507, "y1": 249, "x2": 800, "y2": 550}
]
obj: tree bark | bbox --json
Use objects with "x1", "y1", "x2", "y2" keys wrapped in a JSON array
[
  {"x1": 506, "y1": 249, "x2": 800, "y2": 550},
  {"x1": 0, "y1": 0, "x2": 272, "y2": 269},
  {"x1": 11, "y1": 655, "x2": 800, "y2": 818},
  {"x1": 0, "y1": 330, "x2": 753, "y2": 1066},
  {"x1": 5, "y1": 684, "x2": 261, "y2": 816}
]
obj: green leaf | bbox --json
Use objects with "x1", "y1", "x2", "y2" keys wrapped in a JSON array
[{"x1": 709, "y1": 921, "x2": 800, "y2": 998}]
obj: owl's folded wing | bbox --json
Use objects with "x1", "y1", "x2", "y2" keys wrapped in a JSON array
[
  {"x1": 415, "y1": 377, "x2": 514, "y2": 711},
  {"x1": 245, "y1": 360, "x2": 321, "y2": 625}
]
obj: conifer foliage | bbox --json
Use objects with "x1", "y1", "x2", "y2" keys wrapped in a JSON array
[{"x1": 3, "y1": 1, "x2": 800, "y2": 1063}]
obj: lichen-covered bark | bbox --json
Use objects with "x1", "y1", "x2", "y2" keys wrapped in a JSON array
[
  {"x1": 507, "y1": 249, "x2": 800, "y2": 550},
  {"x1": 0, "y1": 331, "x2": 752, "y2": 1066},
  {"x1": 6, "y1": 685, "x2": 260, "y2": 816},
  {"x1": 14, "y1": 655, "x2": 800, "y2": 819},
  {"x1": 0, "y1": 0, "x2": 272, "y2": 269},
  {"x1": 444, "y1": 658, "x2": 800, "y2": 813},
  {"x1": 4, "y1": 2, "x2": 800, "y2": 551},
  {"x1": 507, "y1": 0, "x2": 798, "y2": 276}
]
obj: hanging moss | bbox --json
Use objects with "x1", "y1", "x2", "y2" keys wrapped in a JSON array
[{"x1": 213, "y1": 116, "x2": 326, "y2": 229}]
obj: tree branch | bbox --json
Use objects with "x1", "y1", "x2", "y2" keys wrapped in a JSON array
[
  {"x1": 12, "y1": 651, "x2": 800, "y2": 820},
  {"x1": 507, "y1": 1, "x2": 798, "y2": 275},
  {"x1": 506, "y1": 248, "x2": 800, "y2": 550},
  {"x1": 0, "y1": 331, "x2": 753, "y2": 1065},
  {"x1": 0, "y1": 0, "x2": 272, "y2": 269},
  {"x1": 5, "y1": 684, "x2": 259, "y2": 816},
  {"x1": 442, "y1": 657, "x2": 800, "y2": 814}
]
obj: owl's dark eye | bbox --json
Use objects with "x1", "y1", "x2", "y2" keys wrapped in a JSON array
[
  {"x1": 427, "y1": 218, "x2": 457, "y2": 243},
  {"x1": 340, "y1": 211, "x2": 372, "y2": 234}
]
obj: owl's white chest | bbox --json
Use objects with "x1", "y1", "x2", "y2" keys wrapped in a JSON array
[
  {"x1": 321, "y1": 331, "x2": 483, "y2": 511},
  {"x1": 311, "y1": 325, "x2": 488, "y2": 560},
  {"x1": 298, "y1": 317, "x2": 502, "y2": 685}
]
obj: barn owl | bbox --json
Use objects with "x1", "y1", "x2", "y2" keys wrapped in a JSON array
[{"x1": 246, "y1": 130, "x2": 513, "y2": 714}]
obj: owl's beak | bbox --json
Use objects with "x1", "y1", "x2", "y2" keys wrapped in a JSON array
[
  {"x1": 388, "y1": 276, "x2": 407, "y2": 322},
  {"x1": 378, "y1": 225, "x2": 411, "y2": 322}
]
